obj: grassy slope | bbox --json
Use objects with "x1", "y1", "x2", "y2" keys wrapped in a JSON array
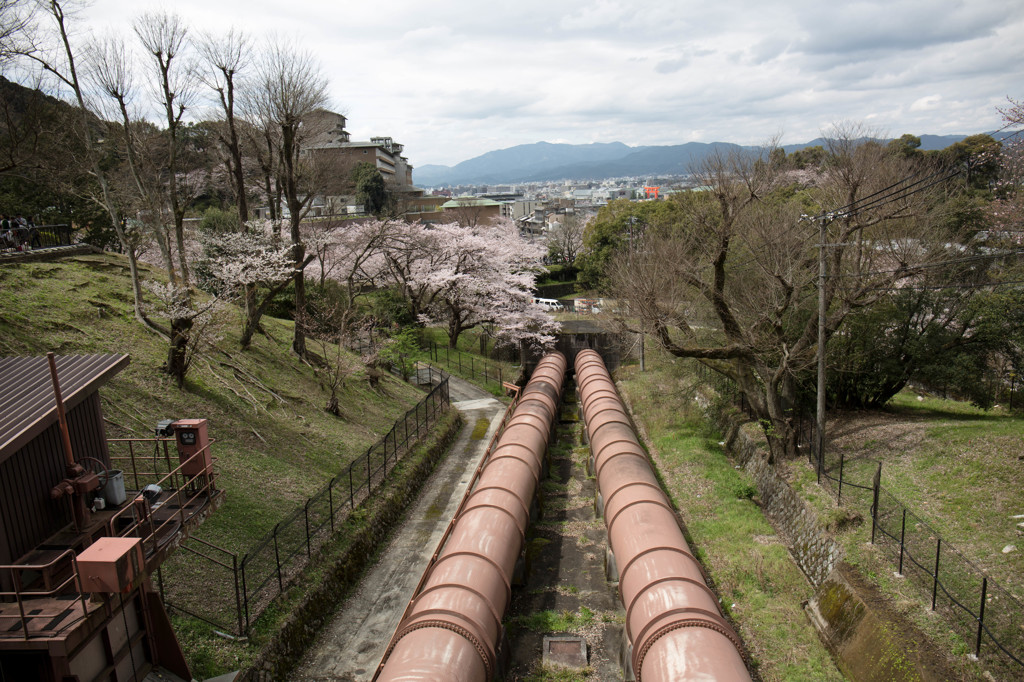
[
  {"x1": 615, "y1": 351, "x2": 843, "y2": 681},
  {"x1": 0, "y1": 252, "x2": 424, "y2": 551},
  {"x1": 788, "y1": 390, "x2": 1024, "y2": 680}
]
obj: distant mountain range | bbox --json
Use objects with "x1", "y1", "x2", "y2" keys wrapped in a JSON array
[{"x1": 413, "y1": 134, "x2": 974, "y2": 187}]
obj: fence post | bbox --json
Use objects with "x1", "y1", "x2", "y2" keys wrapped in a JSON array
[
  {"x1": 232, "y1": 553, "x2": 243, "y2": 636},
  {"x1": 975, "y1": 576, "x2": 988, "y2": 659},
  {"x1": 328, "y1": 478, "x2": 335, "y2": 532},
  {"x1": 870, "y1": 462, "x2": 881, "y2": 544},
  {"x1": 367, "y1": 448, "x2": 372, "y2": 493},
  {"x1": 349, "y1": 466, "x2": 355, "y2": 510},
  {"x1": 499, "y1": 367, "x2": 503, "y2": 388},
  {"x1": 897, "y1": 509, "x2": 907, "y2": 576},
  {"x1": 931, "y1": 538, "x2": 941, "y2": 610},
  {"x1": 816, "y1": 420, "x2": 823, "y2": 484},
  {"x1": 273, "y1": 524, "x2": 283, "y2": 593},
  {"x1": 471, "y1": 356, "x2": 475, "y2": 378},
  {"x1": 240, "y1": 558, "x2": 250, "y2": 633},
  {"x1": 304, "y1": 501, "x2": 311, "y2": 558},
  {"x1": 459, "y1": 351, "x2": 462, "y2": 372},
  {"x1": 838, "y1": 450, "x2": 845, "y2": 504}
]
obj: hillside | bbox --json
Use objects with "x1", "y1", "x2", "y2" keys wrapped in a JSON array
[{"x1": 0, "y1": 252, "x2": 425, "y2": 550}]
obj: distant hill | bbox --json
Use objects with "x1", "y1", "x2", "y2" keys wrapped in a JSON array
[
  {"x1": 415, "y1": 141, "x2": 637, "y2": 186},
  {"x1": 414, "y1": 133, "x2": 985, "y2": 187}
]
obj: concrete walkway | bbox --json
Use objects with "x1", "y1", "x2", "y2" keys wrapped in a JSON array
[{"x1": 291, "y1": 376, "x2": 506, "y2": 682}]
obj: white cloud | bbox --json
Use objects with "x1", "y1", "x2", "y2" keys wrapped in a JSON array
[
  {"x1": 910, "y1": 95, "x2": 943, "y2": 112},
  {"x1": 64, "y1": 0, "x2": 1023, "y2": 167}
]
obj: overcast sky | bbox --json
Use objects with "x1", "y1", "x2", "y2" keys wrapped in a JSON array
[{"x1": 75, "y1": 0, "x2": 1024, "y2": 167}]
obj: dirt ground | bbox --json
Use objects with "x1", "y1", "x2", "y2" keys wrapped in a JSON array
[{"x1": 503, "y1": 397, "x2": 626, "y2": 681}]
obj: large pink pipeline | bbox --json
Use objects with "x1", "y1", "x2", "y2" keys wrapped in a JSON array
[
  {"x1": 575, "y1": 349, "x2": 751, "y2": 682},
  {"x1": 375, "y1": 352, "x2": 567, "y2": 681}
]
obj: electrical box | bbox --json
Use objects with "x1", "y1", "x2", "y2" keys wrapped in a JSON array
[
  {"x1": 76, "y1": 537, "x2": 144, "y2": 594},
  {"x1": 171, "y1": 419, "x2": 211, "y2": 476}
]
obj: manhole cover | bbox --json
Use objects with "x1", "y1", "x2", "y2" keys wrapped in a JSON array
[{"x1": 542, "y1": 635, "x2": 588, "y2": 668}]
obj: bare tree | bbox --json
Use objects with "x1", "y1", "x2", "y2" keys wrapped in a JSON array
[
  {"x1": 0, "y1": 0, "x2": 32, "y2": 65},
  {"x1": 85, "y1": 33, "x2": 159, "y2": 306},
  {"x1": 133, "y1": 10, "x2": 197, "y2": 285},
  {"x1": 196, "y1": 27, "x2": 250, "y2": 229},
  {"x1": 609, "y1": 130, "x2": 954, "y2": 461},
  {"x1": 546, "y1": 210, "x2": 585, "y2": 265},
  {"x1": 11, "y1": 0, "x2": 156, "y2": 322},
  {"x1": 249, "y1": 39, "x2": 329, "y2": 357}
]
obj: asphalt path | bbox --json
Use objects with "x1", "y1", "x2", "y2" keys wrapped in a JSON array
[{"x1": 291, "y1": 376, "x2": 506, "y2": 681}]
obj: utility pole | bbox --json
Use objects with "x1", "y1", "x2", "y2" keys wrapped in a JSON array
[
  {"x1": 816, "y1": 216, "x2": 827, "y2": 482},
  {"x1": 804, "y1": 213, "x2": 832, "y2": 483}
]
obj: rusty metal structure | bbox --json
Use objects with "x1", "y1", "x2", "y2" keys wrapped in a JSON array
[
  {"x1": 575, "y1": 349, "x2": 751, "y2": 682},
  {"x1": 0, "y1": 354, "x2": 223, "y2": 682},
  {"x1": 375, "y1": 351, "x2": 567, "y2": 682}
]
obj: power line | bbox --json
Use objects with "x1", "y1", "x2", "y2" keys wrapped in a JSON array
[
  {"x1": 864, "y1": 278, "x2": 1024, "y2": 292},
  {"x1": 831, "y1": 249, "x2": 1024, "y2": 280}
]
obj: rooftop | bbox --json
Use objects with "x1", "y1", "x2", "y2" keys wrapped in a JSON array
[{"x1": 0, "y1": 354, "x2": 129, "y2": 463}]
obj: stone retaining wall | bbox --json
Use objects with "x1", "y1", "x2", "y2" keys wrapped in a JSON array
[{"x1": 715, "y1": 410, "x2": 842, "y2": 587}]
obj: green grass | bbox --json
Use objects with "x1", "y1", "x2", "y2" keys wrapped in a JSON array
[
  {"x1": 615, "y1": 351, "x2": 844, "y2": 682},
  {"x1": 509, "y1": 606, "x2": 597, "y2": 633},
  {"x1": 823, "y1": 388, "x2": 1024, "y2": 595},
  {"x1": 0, "y1": 254, "x2": 424, "y2": 549},
  {"x1": 0, "y1": 253, "x2": 436, "y2": 669},
  {"x1": 521, "y1": 664, "x2": 593, "y2": 681},
  {"x1": 470, "y1": 416, "x2": 491, "y2": 440}
]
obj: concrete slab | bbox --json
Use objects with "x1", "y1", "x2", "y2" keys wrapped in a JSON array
[{"x1": 543, "y1": 635, "x2": 588, "y2": 668}]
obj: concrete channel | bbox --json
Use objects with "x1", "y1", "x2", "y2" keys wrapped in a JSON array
[
  {"x1": 291, "y1": 376, "x2": 506, "y2": 681},
  {"x1": 293, "y1": 374, "x2": 628, "y2": 680}
]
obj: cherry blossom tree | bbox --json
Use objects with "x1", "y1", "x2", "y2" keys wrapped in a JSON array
[
  {"x1": 202, "y1": 219, "x2": 312, "y2": 348},
  {"x1": 409, "y1": 220, "x2": 558, "y2": 350},
  {"x1": 988, "y1": 100, "x2": 1024, "y2": 243}
]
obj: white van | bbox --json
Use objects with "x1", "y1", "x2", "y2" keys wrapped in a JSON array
[{"x1": 533, "y1": 297, "x2": 562, "y2": 311}]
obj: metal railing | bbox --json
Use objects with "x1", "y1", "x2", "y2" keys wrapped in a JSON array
[
  {"x1": 694, "y1": 359, "x2": 1024, "y2": 674},
  {"x1": 422, "y1": 341, "x2": 508, "y2": 390},
  {"x1": 162, "y1": 376, "x2": 452, "y2": 635},
  {"x1": 105, "y1": 441, "x2": 220, "y2": 563},
  {"x1": 0, "y1": 550, "x2": 91, "y2": 640},
  {"x1": 0, "y1": 224, "x2": 73, "y2": 253}
]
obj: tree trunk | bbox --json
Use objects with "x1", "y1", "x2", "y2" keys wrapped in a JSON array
[
  {"x1": 167, "y1": 316, "x2": 193, "y2": 388},
  {"x1": 292, "y1": 258, "x2": 307, "y2": 357}
]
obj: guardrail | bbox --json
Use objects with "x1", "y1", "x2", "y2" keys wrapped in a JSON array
[
  {"x1": 0, "y1": 550, "x2": 91, "y2": 640},
  {"x1": 0, "y1": 224, "x2": 73, "y2": 253},
  {"x1": 105, "y1": 442, "x2": 219, "y2": 563}
]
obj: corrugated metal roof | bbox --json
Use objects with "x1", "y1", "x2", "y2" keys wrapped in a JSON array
[{"x1": 0, "y1": 354, "x2": 130, "y2": 463}]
